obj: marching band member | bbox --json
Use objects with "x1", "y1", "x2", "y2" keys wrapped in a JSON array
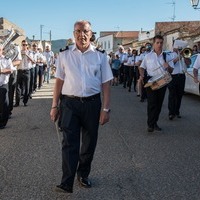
[
  {"x1": 193, "y1": 54, "x2": 200, "y2": 83},
  {"x1": 139, "y1": 35, "x2": 174, "y2": 132},
  {"x1": 0, "y1": 44, "x2": 15, "y2": 129},
  {"x1": 168, "y1": 43, "x2": 191, "y2": 120},
  {"x1": 14, "y1": 40, "x2": 33, "y2": 107}
]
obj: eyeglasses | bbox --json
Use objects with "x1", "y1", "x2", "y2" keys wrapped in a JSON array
[
  {"x1": 33, "y1": 45, "x2": 37, "y2": 47},
  {"x1": 74, "y1": 29, "x2": 91, "y2": 35},
  {"x1": 22, "y1": 44, "x2": 28, "y2": 46}
]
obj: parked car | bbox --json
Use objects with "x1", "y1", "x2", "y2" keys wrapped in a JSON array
[{"x1": 184, "y1": 53, "x2": 200, "y2": 96}]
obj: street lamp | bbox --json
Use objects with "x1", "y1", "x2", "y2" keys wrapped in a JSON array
[{"x1": 191, "y1": 0, "x2": 200, "y2": 9}]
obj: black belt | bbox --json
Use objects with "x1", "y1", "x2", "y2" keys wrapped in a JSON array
[
  {"x1": 172, "y1": 73, "x2": 185, "y2": 77},
  {"x1": 18, "y1": 69, "x2": 30, "y2": 72},
  {"x1": 63, "y1": 93, "x2": 100, "y2": 102}
]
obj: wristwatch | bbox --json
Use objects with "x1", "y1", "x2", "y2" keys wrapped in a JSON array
[{"x1": 103, "y1": 108, "x2": 111, "y2": 113}]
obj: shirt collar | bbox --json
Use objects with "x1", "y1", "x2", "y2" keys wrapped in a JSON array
[{"x1": 72, "y1": 43, "x2": 95, "y2": 53}]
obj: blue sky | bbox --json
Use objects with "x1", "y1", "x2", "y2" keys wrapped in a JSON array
[{"x1": 0, "y1": 0, "x2": 199, "y2": 40}]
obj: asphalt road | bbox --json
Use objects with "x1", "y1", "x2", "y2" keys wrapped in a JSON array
[{"x1": 0, "y1": 79, "x2": 200, "y2": 200}]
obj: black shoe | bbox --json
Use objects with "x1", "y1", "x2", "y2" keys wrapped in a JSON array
[
  {"x1": 169, "y1": 115, "x2": 175, "y2": 120},
  {"x1": 140, "y1": 99, "x2": 144, "y2": 102},
  {"x1": 0, "y1": 126, "x2": 5, "y2": 129},
  {"x1": 54, "y1": 184, "x2": 73, "y2": 193},
  {"x1": 128, "y1": 88, "x2": 131, "y2": 92},
  {"x1": 14, "y1": 104, "x2": 19, "y2": 107},
  {"x1": 24, "y1": 103, "x2": 27, "y2": 107},
  {"x1": 147, "y1": 127, "x2": 154, "y2": 132},
  {"x1": 176, "y1": 115, "x2": 181, "y2": 118},
  {"x1": 154, "y1": 124, "x2": 162, "y2": 131},
  {"x1": 29, "y1": 95, "x2": 32, "y2": 99},
  {"x1": 77, "y1": 176, "x2": 92, "y2": 188}
]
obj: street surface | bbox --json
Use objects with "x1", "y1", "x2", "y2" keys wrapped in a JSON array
[{"x1": 0, "y1": 79, "x2": 200, "y2": 200}]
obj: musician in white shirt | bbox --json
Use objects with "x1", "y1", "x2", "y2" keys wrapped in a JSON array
[
  {"x1": 139, "y1": 35, "x2": 173, "y2": 132},
  {"x1": 168, "y1": 46, "x2": 191, "y2": 120},
  {"x1": 0, "y1": 44, "x2": 15, "y2": 128},
  {"x1": 193, "y1": 54, "x2": 200, "y2": 83}
]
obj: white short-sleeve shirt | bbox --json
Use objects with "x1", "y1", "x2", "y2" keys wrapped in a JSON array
[
  {"x1": 193, "y1": 54, "x2": 200, "y2": 70},
  {"x1": 56, "y1": 44, "x2": 113, "y2": 97},
  {"x1": 0, "y1": 56, "x2": 15, "y2": 86},
  {"x1": 140, "y1": 51, "x2": 174, "y2": 77}
]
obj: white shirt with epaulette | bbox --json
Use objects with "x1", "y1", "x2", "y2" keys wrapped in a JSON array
[{"x1": 55, "y1": 44, "x2": 113, "y2": 97}]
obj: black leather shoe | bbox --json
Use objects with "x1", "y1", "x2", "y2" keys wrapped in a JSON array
[
  {"x1": 14, "y1": 104, "x2": 19, "y2": 107},
  {"x1": 77, "y1": 176, "x2": 92, "y2": 188},
  {"x1": 176, "y1": 115, "x2": 181, "y2": 118},
  {"x1": 169, "y1": 115, "x2": 175, "y2": 120},
  {"x1": 0, "y1": 126, "x2": 5, "y2": 129},
  {"x1": 24, "y1": 103, "x2": 27, "y2": 107},
  {"x1": 154, "y1": 124, "x2": 162, "y2": 131},
  {"x1": 147, "y1": 127, "x2": 154, "y2": 132},
  {"x1": 54, "y1": 184, "x2": 73, "y2": 193}
]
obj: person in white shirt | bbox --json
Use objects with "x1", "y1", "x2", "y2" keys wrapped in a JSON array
[
  {"x1": 15, "y1": 40, "x2": 34, "y2": 107},
  {"x1": 50, "y1": 20, "x2": 113, "y2": 193},
  {"x1": 139, "y1": 35, "x2": 173, "y2": 132},
  {"x1": 168, "y1": 45, "x2": 191, "y2": 120},
  {"x1": 193, "y1": 54, "x2": 200, "y2": 83},
  {"x1": 43, "y1": 45, "x2": 54, "y2": 84},
  {"x1": 0, "y1": 44, "x2": 15, "y2": 128}
]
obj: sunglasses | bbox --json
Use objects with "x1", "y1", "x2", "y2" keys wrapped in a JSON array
[{"x1": 22, "y1": 44, "x2": 28, "y2": 46}]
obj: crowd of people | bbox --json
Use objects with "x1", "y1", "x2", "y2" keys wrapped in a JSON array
[
  {"x1": 0, "y1": 39, "x2": 56, "y2": 129},
  {"x1": 1, "y1": 20, "x2": 200, "y2": 195},
  {"x1": 109, "y1": 37, "x2": 199, "y2": 132}
]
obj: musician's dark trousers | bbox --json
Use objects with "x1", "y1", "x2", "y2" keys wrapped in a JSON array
[
  {"x1": 38, "y1": 65, "x2": 44, "y2": 88},
  {"x1": 60, "y1": 94, "x2": 101, "y2": 187},
  {"x1": 29, "y1": 68, "x2": 35, "y2": 97},
  {"x1": 0, "y1": 84, "x2": 9, "y2": 128},
  {"x1": 33, "y1": 65, "x2": 39, "y2": 91},
  {"x1": 119, "y1": 64, "x2": 124, "y2": 84},
  {"x1": 133, "y1": 66, "x2": 139, "y2": 91},
  {"x1": 123, "y1": 65, "x2": 129, "y2": 88},
  {"x1": 8, "y1": 71, "x2": 17, "y2": 114},
  {"x1": 146, "y1": 86, "x2": 167, "y2": 128},
  {"x1": 168, "y1": 74, "x2": 185, "y2": 116},
  {"x1": 127, "y1": 66, "x2": 134, "y2": 91},
  {"x1": 15, "y1": 69, "x2": 30, "y2": 105}
]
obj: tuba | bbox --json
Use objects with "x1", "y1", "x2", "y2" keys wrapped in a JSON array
[{"x1": 0, "y1": 28, "x2": 21, "y2": 61}]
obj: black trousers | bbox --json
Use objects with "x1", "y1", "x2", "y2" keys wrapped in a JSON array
[
  {"x1": 8, "y1": 71, "x2": 17, "y2": 113},
  {"x1": 146, "y1": 86, "x2": 167, "y2": 128},
  {"x1": 33, "y1": 65, "x2": 39, "y2": 91},
  {"x1": 60, "y1": 94, "x2": 101, "y2": 187},
  {"x1": 29, "y1": 68, "x2": 35, "y2": 96},
  {"x1": 0, "y1": 84, "x2": 9, "y2": 127},
  {"x1": 168, "y1": 74, "x2": 185, "y2": 116},
  {"x1": 16, "y1": 69, "x2": 30, "y2": 105}
]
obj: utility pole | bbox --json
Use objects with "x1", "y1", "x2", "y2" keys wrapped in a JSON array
[
  {"x1": 40, "y1": 25, "x2": 44, "y2": 42},
  {"x1": 50, "y1": 30, "x2": 52, "y2": 45}
]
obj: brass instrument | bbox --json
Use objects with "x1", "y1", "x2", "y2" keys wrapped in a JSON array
[
  {"x1": 0, "y1": 28, "x2": 21, "y2": 61},
  {"x1": 181, "y1": 48, "x2": 193, "y2": 58}
]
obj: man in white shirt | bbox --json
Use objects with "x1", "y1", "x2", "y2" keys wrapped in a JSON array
[
  {"x1": 0, "y1": 44, "x2": 15, "y2": 128},
  {"x1": 43, "y1": 45, "x2": 54, "y2": 84},
  {"x1": 193, "y1": 54, "x2": 200, "y2": 83},
  {"x1": 168, "y1": 45, "x2": 191, "y2": 120},
  {"x1": 139, "y1": 35, "x2": 173, "y2": 132},
  {"x1": 50, "y1": 20, "x2": 113, "y2": 193}
]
